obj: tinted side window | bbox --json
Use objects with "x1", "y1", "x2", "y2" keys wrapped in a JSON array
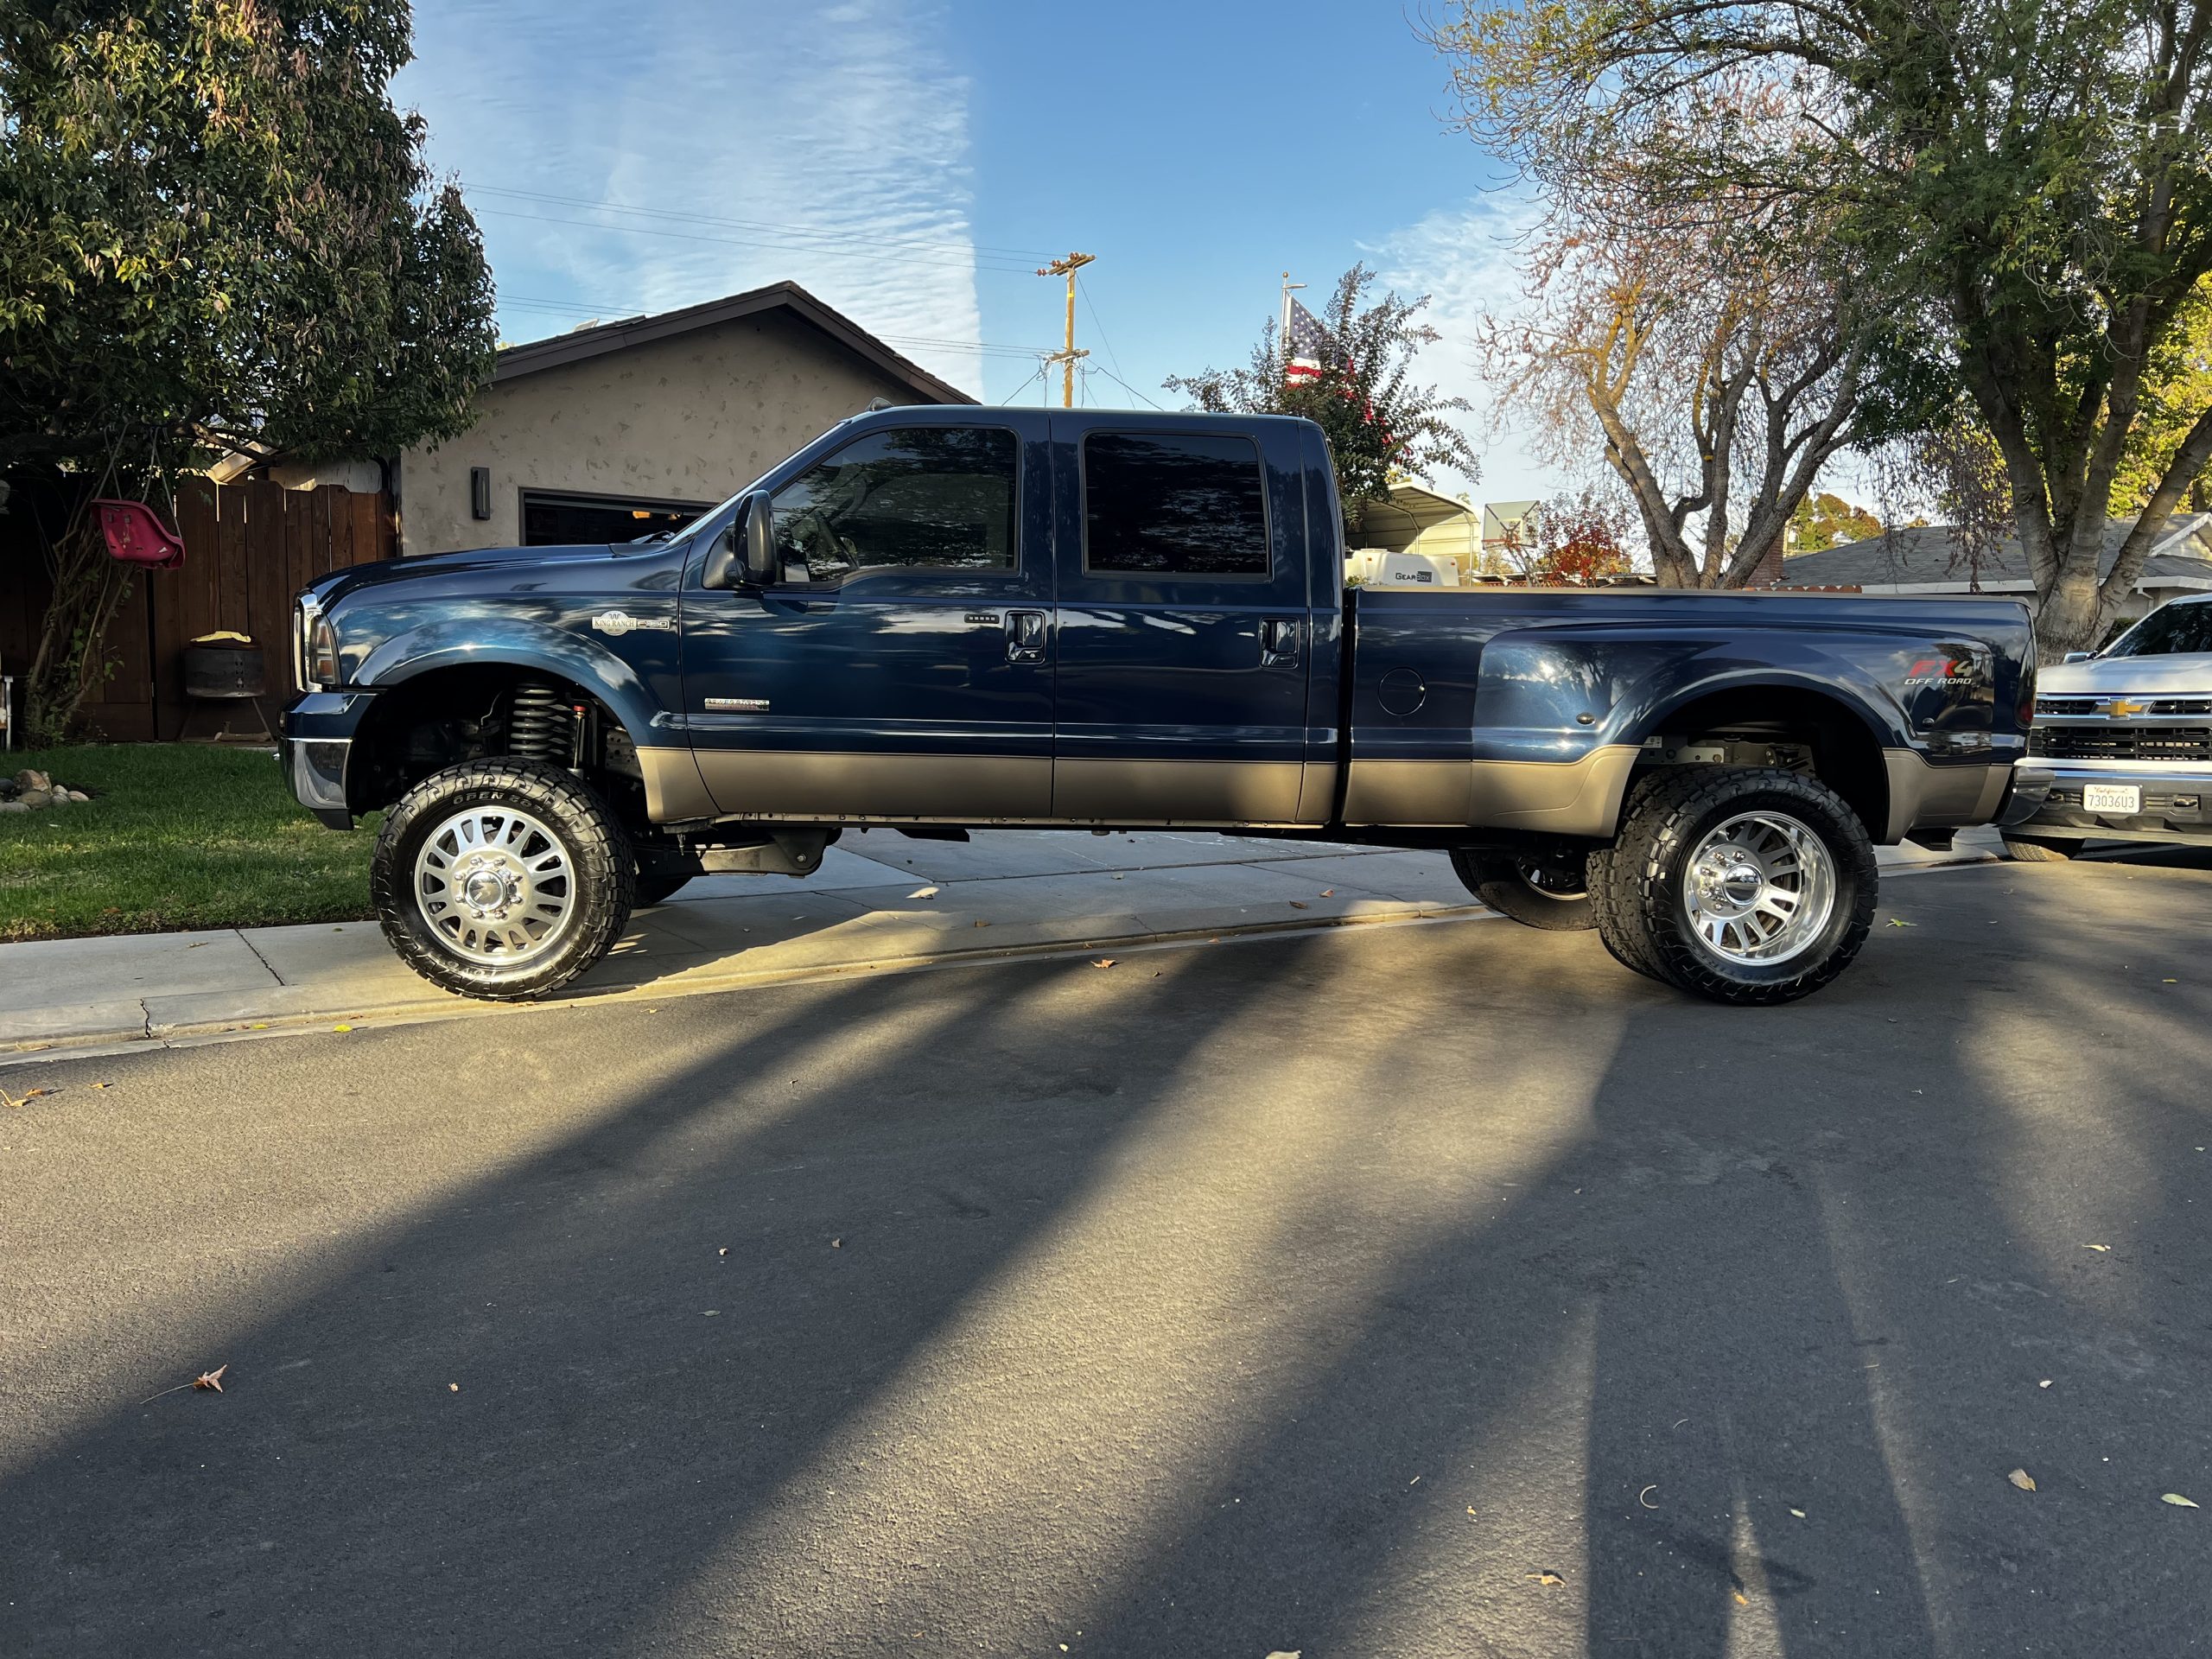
[
  {"x1": 2107, "y1": 601, "x2": 2212, "y2": 657},
  {"x1": 1084, "y1": 431, "x2": 1268, "y2": 576},
  {"x1": 771, "y1": 426, "x2": 1017, "y2": 582}
]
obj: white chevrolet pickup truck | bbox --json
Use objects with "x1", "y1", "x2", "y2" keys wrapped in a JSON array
[{"x1": 2007, "y1": 593, "x2": 2212, "y2": 859}]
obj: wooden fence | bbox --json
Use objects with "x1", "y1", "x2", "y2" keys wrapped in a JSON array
[{"x1": 1, "y1": 476, "x2": 394, "y2": 743}]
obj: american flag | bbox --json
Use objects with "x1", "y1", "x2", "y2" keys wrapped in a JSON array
[{"x1": 1284, "y1": 297, "x2": 1334, "y2": 385}]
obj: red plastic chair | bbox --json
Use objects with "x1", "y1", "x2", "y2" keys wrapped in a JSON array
[{"x1": 93, "y1": 499, "x2": 187, "y2": 570}]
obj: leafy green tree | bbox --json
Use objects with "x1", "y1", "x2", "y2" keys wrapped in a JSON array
[
  {"x1": 1165, "y1": 265, "x2": 1479, "y2": 528},
  {"x1": 1789, "y1": 493, "x2": 1883, "y2": 554},
  {"x1": 1432, "y1": 0, "x2": 2212, "y2": 651},
  {"x1": 1, "y1": 0, "x2": 496, "y2": 741}
]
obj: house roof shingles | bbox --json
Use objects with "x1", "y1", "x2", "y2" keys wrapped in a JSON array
[
  {"x1": 1777, "y1": 514, "x2": 2212, "y2": 591},
  {"x1": 492, "y1": 280, "x2": 976, "y2": 406}
]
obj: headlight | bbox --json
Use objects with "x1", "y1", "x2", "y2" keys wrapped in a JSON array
[
  {"x1": 295, "y1": 594, "x2": 338, "y2": 690},
  {"x1": 310, "y1": 617, "x2": 339, "y2": 688}
]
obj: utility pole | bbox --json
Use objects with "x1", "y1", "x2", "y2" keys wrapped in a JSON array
[{"x1": 1037, "y1": 251, "x2": 1095, "y2": 407}]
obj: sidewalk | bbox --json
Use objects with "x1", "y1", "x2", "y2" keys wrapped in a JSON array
[{"x1": 0, "y1": 825, "x2": 2004, "y2": 1060}]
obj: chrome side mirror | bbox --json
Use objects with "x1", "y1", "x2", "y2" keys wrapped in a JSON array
[{"x1": 2062, "y1": 650, "x2": 2094, "y2": 664}]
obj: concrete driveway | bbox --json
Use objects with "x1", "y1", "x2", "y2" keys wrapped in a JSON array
[{"x1": 3, "y1": 852, "x2": 2208, "y2": 1656}]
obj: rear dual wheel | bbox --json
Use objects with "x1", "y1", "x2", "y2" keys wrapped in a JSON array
[
  {"x1": 1450, "y1": 847, "x2": 1595, "y2": 931},
  {"x1": 1590, "y1": 766, "x2": 1878, "y2": 1006}
]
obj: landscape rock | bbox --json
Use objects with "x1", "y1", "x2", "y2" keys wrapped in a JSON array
[
  {"x1": 17, "y1": 790, "x2": 49, "y2": 809},
  {"x1": 67, "y1": 791, "x2": 89, "y2": 803},
  {"x1": 47, "y1": 791, "x2": 71, "y2": 808},
  {"x1": 0, "y1": 800, "x2": 26, "y2": 814},
  {"x1": 13, "y1": 768, "x2": 50, "y2": 792}
]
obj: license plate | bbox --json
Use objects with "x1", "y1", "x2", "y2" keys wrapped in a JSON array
[{"x1": 2083, "y1": 783, "x2": 2142, "y2": 814}]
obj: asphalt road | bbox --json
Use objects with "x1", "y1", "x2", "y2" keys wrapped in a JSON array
[{"x1": 3, "y1": 855, "x2": 2210, "y2": 1658}]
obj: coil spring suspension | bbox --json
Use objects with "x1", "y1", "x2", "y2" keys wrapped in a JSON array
[{"x1": 507, "y1": 680, "x2": 568, "y2": 763}]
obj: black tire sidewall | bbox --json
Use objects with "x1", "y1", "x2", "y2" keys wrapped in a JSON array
[
  {"x1": 372, "y1": 760, "x2": 634, "y2": 1001},
  {"x1": 1452, "y1": 848, "x2": 1596, "y2": 931},
  {"x1": 1624, "y1": 770, "x2": 1878, "y2": 1005}
]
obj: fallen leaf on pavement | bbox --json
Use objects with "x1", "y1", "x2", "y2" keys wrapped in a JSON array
[
  {"x1": 1528, "y1": 1571, "x2": 1566, "y2": 1586},
  {"x1": 973, "y1": 919, "x2": 990, "y2": 928},
  {"x1": 195, "y1": 1365, "x2": 227, "y2": 1393},
  {"x1": 1091, "y1": 958, "x2": 1116, "y2": 969},
  {"x1": 2008, "y1": 1468, "x2": 2037, "y2": 1491},
  {"x1": 718, "y1": 1247, "x2": 729, "y2": 1257},
  {"x1": 1886, "y1": 918, "x2": 1913, "y2": 927},
  {"x1": 2082, "y1": 1243, "x2": 2112, "y2": 1252},
  {"x1": 830, "y1": 1237, "x2": 843, "y2": 1249},
  {"x1": 91, "y1": 1082, "x2": 111, "y2": 1090},
  {"x1": 2040, "y1": 1379, "x2": 2053, "y2": 1389},
  {"x1": 448, "y1": 1382, "x2": 459, "y2": 1393},
  {"x1": 909, "y1": 887, "x2": 939, "y2": 899},
  {"x1": 1320, "y1": 888, "x2": 1335, "y2": 897},
  {"x1": 2162, "y1": 1492, "x2": 2200, "y2": 1508},
  {"x1": 1789, "y1": 1508, "x2": 1806, "y2": 1518},
  {"x1": 1734, "y1": 1592, "x2": 1750, "y2": 1605},
  {"x1": 1288, "y1": 900, "x2": 1309, "y2": 910},
  {"x1": 333, "y1": 1025, "x2": 353, "y2": 1033}
]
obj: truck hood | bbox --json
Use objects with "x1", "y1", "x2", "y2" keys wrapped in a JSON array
[
  {"x1": 2040, "y1": 652, "x2": 2212, "y2": 695},
  {"x1": 315, "y1": 542, "x2": 615, "y2": 605}
]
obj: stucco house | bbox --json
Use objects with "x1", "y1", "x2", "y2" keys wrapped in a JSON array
[
  {"x1": 276, "y1": 281, "x2": 973, "y2": 556},
  {"x1": 1777, "y1": 514, "x2": 2212, "y2": 626}
]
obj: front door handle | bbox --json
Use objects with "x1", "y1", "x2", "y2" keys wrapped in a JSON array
[
  {"x1": 1006, "y1": 609, "x2": 1047, "y2": 664},
  {"x1": 1262, "y1": 617, "x2": 1301, "y2": 667}
]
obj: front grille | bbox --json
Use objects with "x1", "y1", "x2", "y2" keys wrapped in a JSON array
[
  {"x1": 2036, "y1": 696, "x2": 2101, "y2": 716},
  {"x1": 2031, "y1": 726, "x2": 2212, "y2": 762},
  {"x1": 2152, "y1": 697, "x2": 2212, "y2": 715}
]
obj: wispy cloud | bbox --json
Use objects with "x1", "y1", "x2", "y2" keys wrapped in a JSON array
[
  {"x1": 1366, "y1": 192, "x2": 1561, "y2": 506},
  {"x1": 395, "y1": 0, "x2": 988, "y2": 391}
]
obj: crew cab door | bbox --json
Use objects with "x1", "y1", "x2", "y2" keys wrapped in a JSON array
[
  {"x1": 1047, "y1": 414, "x2": 1321, "y2": 823},
  {"x1": 679, "y1": 414, "x2": 1054, "y2": 820}
]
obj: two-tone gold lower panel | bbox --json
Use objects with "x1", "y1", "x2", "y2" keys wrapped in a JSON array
[
  {"x1": 1342, "y1": 746, "x2": 1641, "y2": 837},
  {"x1": 639, "y1": 747, "x2": 716, "y2": 822},
  {"x1": 1881, "y1": 749, "x2": 2008, "y2": 843},
  {"x1": 691, "y1": 751, "x2": 1052, "y2": 822},
  {"x1": 1051, "y1": 758, "x2": 1308, "y2": 825}
]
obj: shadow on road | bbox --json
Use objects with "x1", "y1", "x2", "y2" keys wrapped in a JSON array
[{"x1": 3, "y1": 860, "x2": 2209, "y2": 1656}]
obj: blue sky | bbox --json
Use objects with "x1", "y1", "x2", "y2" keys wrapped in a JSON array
[{"x1": 393, "y1": 0, "x2": 1547, "y2": 504}]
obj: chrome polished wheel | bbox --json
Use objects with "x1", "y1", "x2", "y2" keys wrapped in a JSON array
[
  {"x1": 411, "y1": 804, "x2": 577, "y2": 966},
  {"x1": 1681, "y1": 810, "x2": 1835, "y2": 965},
  {"x1": 1517, "y1": 855, "x2": 1588, "y2": 899}
]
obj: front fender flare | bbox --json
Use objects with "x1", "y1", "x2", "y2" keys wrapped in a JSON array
[{"x1": 353, "y1": 619, "x2": 672, "y2": 746}]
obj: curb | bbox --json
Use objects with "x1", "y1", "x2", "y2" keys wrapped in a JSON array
[{"x1": 1, "y1": 899, "x2": 1498, "y2": 1069}]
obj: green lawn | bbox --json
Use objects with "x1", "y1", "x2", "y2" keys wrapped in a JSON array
[{"x1": 0, "y1": 745, "x2": 377, "y2": 941}]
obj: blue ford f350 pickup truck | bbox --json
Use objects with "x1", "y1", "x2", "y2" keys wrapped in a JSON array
[{"x1": 280, "y1": 407, "x2": 2051, "y2": 1006}]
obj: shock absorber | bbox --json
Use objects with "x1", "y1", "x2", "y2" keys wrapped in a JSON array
[{"x1": 507, "y1": 680, "x2": 567, "y2": 762}]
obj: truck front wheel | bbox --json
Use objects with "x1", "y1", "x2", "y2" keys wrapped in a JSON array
[
  {"x1": 1592, "y1": 766, "x2": 1878, "y2": 1007},
  {"x1": 1449, "y1": 847, "x2": 1595, "y2": 931},
  {"x1": 371, "y1": 759, "x2": 636, "y2": 1001}
]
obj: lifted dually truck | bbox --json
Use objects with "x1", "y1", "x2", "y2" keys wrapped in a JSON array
[{"x1": 280, "y1": 408, "x2": 2052, "y2": 1007}]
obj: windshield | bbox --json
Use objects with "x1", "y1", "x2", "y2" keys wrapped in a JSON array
[{"x1": 2102, "y1": 601, "x2": 2212, "y2": 658}]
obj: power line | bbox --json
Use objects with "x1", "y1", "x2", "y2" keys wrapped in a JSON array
[
  {"x1": 468, "y1": 184, "x2": 1061, "y2": 264},
  {"x1": 1089, "y1": 364, "x2": 1166, "y2": 410},
  {"x1": 997, "y1": 360, "x2": 1050, "y2": 404},
  {"x1": 1077, "y1": 276, "x2": 1128, "y2": 382}
]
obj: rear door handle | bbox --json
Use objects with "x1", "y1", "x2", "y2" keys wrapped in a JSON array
[
  {"x1": 1262, "y1": 617, "x2": 1300, "y2": 667},
  {"x1": 1006, "y1": 609, "x2": 1047, "y2": 664}
]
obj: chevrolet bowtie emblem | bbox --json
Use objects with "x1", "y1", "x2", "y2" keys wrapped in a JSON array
[{"x1": 2107, "y1": 697, "x2": 2147, "y2": 718}]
